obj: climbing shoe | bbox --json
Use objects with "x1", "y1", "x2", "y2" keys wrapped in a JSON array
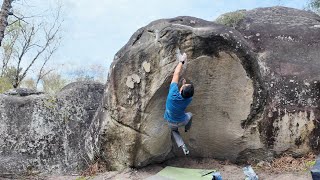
[{"x1": 181, "y1": 144, "x2": 189, "y2": 155}]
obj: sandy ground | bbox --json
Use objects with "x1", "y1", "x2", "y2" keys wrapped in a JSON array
[{"x1": 38, "y1": 157, "x2": 312, "y2": 180}]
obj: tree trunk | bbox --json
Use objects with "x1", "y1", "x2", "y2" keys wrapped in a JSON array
[{"x1": 0, "y1": 0, "x2": 13, "y2": 46}]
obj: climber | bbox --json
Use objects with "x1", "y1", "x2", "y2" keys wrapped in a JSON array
[{"x1": 163, "y1": 52, "x2": 194, "y2": 155}]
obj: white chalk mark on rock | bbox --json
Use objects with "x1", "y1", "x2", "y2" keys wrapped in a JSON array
[
  {"x1": 126, "y1": 77, "x2": 135, "y2": 89},
  {"x1": 175, "y1": 48, "x2": 182, "y2": 60},
  {"x1": 142, "y1": 61, "x2": 151, "y2": 73},
  {"x1": 132, "y1": 74, "x2": 141, "y2": 84},
  {"x1": 126, "y1": 74, "x2": 141, "y2": 89},
  {"x1": 155, "y1": 29, "x2": 159, "y2": 43}
]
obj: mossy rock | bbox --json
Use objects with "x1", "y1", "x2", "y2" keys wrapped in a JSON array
[{"x1": 215, "y1": 10, "x2": 246, "y2": 28}]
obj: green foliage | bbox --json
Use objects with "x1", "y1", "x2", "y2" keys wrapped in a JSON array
[
  {"x1": 306, "y1": 160, "x2": 316, "y2": 167},
  {"x1": 75, "y1": 177, "x2": 87, "y2": 180},
  {"x1": 1, "y1": 66, "x2": 23, "y2": 87},
  {"x1": 309, "y1": 0, "x2": 320, "y2": 13},
  {"x1": 42, "y1": 73, "x2": 67, "y2": 95},
  {"x1": 1, "y1": 23, "x2": 19, "y2": 66},
  {"x1": 70, "y1": 65, "x2": 107, "y2": 83},
  {"x1": 20, "y1": 77, "x2": 36, "y2": 89},
  {"x1": 1, "y1": 21, "x2": 26, "y2": 87},
  {"x1": 0, "y1": 77, "x2": 13, "y2": 93},
  {"x1": 75, "y1": 75, "x2": 95, "y2": 82},
  {"x1": 215, "y1": 11, "x2": 246, "y2": 28},
  {"x1": 75, "y1": 177, "x2": 92, "y2": 180}
]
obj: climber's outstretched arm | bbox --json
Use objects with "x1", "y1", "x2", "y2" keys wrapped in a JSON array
[
  {"x1": 171, "y1": 62, "x2": 183, "y2": 83},
  {"x1": 171, "y1": 53, "x2": 187, "y2": 84}
]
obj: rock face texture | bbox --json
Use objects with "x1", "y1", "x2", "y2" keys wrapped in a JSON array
[
  {"x1": 234, "y1": 7, "x2": 320, "y2": 157},
  {"x1": 0, "y1": 82, "x2": 104, "y2": 175},
  {"x1": 86, "y1": 6, "x2": 320, "y2": 170}
]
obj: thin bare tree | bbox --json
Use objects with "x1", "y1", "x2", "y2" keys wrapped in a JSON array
[
  {"x1": 0, "y1": 5, "x2": 63, "y2": 88},
  {"x1": 35, "y1": 45, "x2": 59, "y2": 87},
  {"x1": 0, "y1": 21, "x2": 19, "y2": 76}
]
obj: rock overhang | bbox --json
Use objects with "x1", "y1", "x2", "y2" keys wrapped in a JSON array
[{"x1": 93, "y1": 15, "x2": 271, "y2": 170}]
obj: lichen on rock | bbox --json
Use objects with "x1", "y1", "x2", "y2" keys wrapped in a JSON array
[{"x1": 0, "y1": 82, "x2": 104, "y2": 175}]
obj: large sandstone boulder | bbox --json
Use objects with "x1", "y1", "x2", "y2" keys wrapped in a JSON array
[
  {"x1": 234, "y1": 7, "x2": 320, "y2": 155},
  {"x1": 86, "y1": 6, "x2": 320, "y2": 170},
  {"x1": 0, "y1": 82, "x2": 104, "y2": 176}
]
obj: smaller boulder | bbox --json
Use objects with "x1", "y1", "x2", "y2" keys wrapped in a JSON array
[{"x1": 3, "y1": 88, "x2": 43, "y2": 96}]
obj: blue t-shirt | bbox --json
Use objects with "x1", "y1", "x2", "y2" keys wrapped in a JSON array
[{"x1": 164, "y1": 82, "x2": 192, "y2": 122}]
